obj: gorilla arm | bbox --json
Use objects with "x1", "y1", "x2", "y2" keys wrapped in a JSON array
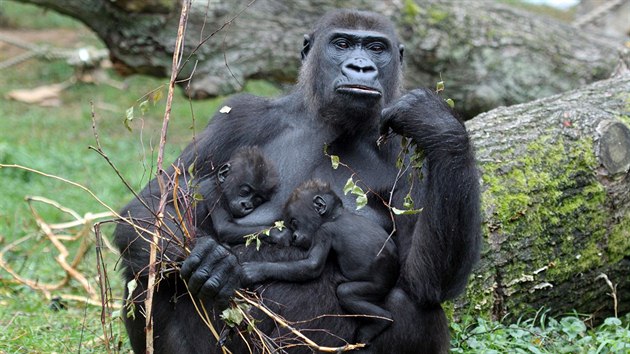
[{"x1": 380, "y1": 88, "x2": 482, "y2": 304}]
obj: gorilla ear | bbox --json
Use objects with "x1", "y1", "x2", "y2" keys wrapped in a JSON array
[
  {"x1": 217, "y1": 163, "x2": 231, "y2": 183},
  {"x1": 398, "y1": 44, "x2": 405, "y2": 63},
  {"x1": 313, "y1": 195, "x2": 328, "y2": 215},
  {"x1": 301, "y1": 34, "x2": 311, "y2": 61}
]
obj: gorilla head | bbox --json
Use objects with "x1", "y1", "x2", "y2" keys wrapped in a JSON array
[{"x1": 298, "y1": 9, "x2": 405, "y2": 132}]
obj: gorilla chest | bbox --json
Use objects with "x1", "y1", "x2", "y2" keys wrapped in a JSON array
[
  {"x1": 261, "y1": 131, "x2": 394, "y2": 190},
  {"x1": 260, "y1": 128, "x2": 329, "y2": 188}
]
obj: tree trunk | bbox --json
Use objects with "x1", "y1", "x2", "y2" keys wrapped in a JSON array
[
  {"x1": 462, "y1": 73, "x2": 630, "y2": 320},
  {"x1": 17, "y1": 0, "x2": 624, "y2": 118}
]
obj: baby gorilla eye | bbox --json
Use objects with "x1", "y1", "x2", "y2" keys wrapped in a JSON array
[
  {"x1": 239, "y1": 185, "x2": 252, "y2": 197},
  {"x1": 290, "y1": 218, "x2": 299, "y2": 230},
  {"x1": 252, "y1": 196, "x2": 264, "y2": 207}
]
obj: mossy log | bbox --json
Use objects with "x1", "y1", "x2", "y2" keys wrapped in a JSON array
[
  {"x1": 16, "y1": 0, "x2": 623, "y2": 118},
  {"x1": 462, "y1": 73, "x2": 630, "y2": 320}
]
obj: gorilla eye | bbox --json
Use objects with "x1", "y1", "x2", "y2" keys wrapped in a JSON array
[
  {"x1": 333, "y1": 39, "x2": 350, "y2": 50},
  {"x1": 252, "y1": 196, "x2": 263, "y2": 206},
  {"x1": 368, "y1": 43, "x2": 386, "y2": 53},
  {"x1": 239, "y1": 185, "x2": 252, "y2": 197}
]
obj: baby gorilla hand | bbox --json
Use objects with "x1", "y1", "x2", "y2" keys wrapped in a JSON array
[
  {"x1": 240, "y1": 262, "x2": 267, "y2": 286},
  {"x1": 262, "y1": 227, "x2": 292, "y2": 247},
  {"x1": 180, "y1": 236, "x2": 242, "y2": 309}
]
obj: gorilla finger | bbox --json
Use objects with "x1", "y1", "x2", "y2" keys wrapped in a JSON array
[
  {"x1": 185, "y1": 265, "x2": 213, "y2": 296},
  {"x1": 198, "y1": 262, "x2": 233, "y2": 302},
  {"x1": 181, "y1": 237, "x2": 224, "y2": 280},
  {"x1": 379, "y1": 108, "x2": 396, "y2": 137},
  {"x1": 214, "y1": 269, "x2": 243, "y2": 310},
  {"x1": 180, "y1": 252, "x2": 202, "y2": 280}
]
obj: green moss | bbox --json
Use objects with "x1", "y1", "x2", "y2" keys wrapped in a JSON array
[
  {"x1": 608, "y1": 214, "x2": 630, "y2": 263},
  {"x1": 470, "y1": 133, "x2": 615, "y2": 317}
]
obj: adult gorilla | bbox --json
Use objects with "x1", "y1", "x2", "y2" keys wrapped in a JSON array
[{"x1": 114, "y1": 9, "x2": 481, "y2": 354}]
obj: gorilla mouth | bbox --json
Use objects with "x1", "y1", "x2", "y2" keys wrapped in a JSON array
[{"x1": 336, "y1": 84, "x2": 382, "y2": 98}]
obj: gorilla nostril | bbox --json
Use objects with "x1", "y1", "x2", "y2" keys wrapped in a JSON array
[{"x1": 347, "y1": 63, "x2": 362, "y2": 72}]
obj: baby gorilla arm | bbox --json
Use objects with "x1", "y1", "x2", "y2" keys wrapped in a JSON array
[
  {"x1": 211, "y1": 207, "x2": 276, "y2": 245},
  {"x1": 241, "y1": 238, "x2": 331, "y2": 285}
]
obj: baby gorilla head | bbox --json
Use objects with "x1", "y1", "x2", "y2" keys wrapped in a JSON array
[
  {"x1": 217, "y1": 146, "x2": 279, "y2": 218},
  {"x1": 283, "y1": 179, "x2": 342, "y2": 248}
]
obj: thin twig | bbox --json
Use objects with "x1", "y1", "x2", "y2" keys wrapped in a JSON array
[
  {"x1": 145, "y1": 1, "x2": 192, "y2": 352},
  {"x1": 596, "y1": 273, "x2": 618, "y2": 318},
  {"x1": 235, "y1": 291, "x2": 365, "y2": 353}
]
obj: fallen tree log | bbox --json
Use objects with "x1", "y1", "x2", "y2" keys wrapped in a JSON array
[
  {"x1": 462, "y1": 72, "x2": 630, "y2": 320},
  {"x1": 16, "y1": 0, "x2": 624, "y2": 118}
]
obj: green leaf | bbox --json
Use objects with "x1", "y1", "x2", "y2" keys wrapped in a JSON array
[
  {"x1": 221, "y1": 307, "x2": 244, "y2": 327},
  {"x1": 123, "y1": 106, "x2": 134, "y2": 132},
  {"x1": 445, "y1": 98, "x2": 455, "y2": 108},
  {"x1": 139, "y1": 99, "x2": 149, "y2": 115},
  {"x1": 343, "y1": 177, "x2": 355, "y2": 195},
  {"x1": 244, "y1": 233, "x2": 255, "y2": 247},
  {"x1": 403, "y1": 193, "x2": 415, "y2": 209},
  {"x1": 330, "y1": 155, "x2": 340, "y2": 169},
  {"x1": 187, "y1": 162, "x2": 195, "y2": 179},
  {"x1": 125, "y1": 279, "x2": 138, "y2": 320},
  {"x1": 126, "y1": 279, "x2": 137, "y2": 300},
  {"x1": 392, "y1": 207, "x2": 423, "y2": 215},
  {"x1": 152, "y1": 88, "x2": 163, "y2": 104},
  {"x1": 274, "y1": 220, "x2": 285, "y2": 230},
  {"x1": 351, "y1": 185, "x2": 364, "y2": 196},
  {"x1": 436, "y1": 81, "x2": 445, "y2": 92},
  {"x1": 126, "y1": 106, "x2": 134, "y2": 121},
  {"x1": 355, "y1": 193, "x2": 368, "y2": 210}
]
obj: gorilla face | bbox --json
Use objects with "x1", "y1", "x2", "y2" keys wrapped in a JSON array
[
  {"x1": 300, "y1": 23, "x2": 404, "y2": 132},
  {"x1": 328, "y1": 30, "x2": 394, "y2": 99}
]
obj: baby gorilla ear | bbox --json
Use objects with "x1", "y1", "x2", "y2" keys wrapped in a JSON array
[
  {"x1": 313, "y1": 195, "x2": 328, "y2": 215},
  {"x1": 217, "y1": 163, "x2": 231, "y2": 183}
]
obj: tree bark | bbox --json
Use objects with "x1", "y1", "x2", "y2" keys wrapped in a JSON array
[
  {"x1": 17, "y1": 0, "x2": 624, "y2": 118},
  {"x1": 462, "y1": 73, "x2": 630, "y2": 320}
]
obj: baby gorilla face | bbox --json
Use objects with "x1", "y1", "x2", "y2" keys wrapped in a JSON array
[
  {"x1": 227, "y1": 183, "x2": 265, "y2": 218},
  {"x1": 217, "y1": 146, "x2": 279, "y2": 219}
]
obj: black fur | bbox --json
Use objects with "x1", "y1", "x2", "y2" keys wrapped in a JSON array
[
  {"x1": 195, "y1": 146, "x2": 279, "y2": 245},
  {"x1": 114, "y1": 9, "x2": 481, "y2": 354},
  {"x1": 241, "y1": 180, "x2": 398, "y2": 345}
]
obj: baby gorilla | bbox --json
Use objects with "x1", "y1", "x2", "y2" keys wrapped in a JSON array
[
  {"x1": 195, "y1": 146, "x2": 279, "y2": 245},
  {"x1": 242, "y1": 179, "x2": 399, "y2": 345}
]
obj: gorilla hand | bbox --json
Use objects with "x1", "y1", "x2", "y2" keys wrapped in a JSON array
[
  {"x1": 180, "y1": 236, "x2": 242, "y2": 309},
  {"x1": 379, "y1": 88, "x2": 466, "y2": 152}
]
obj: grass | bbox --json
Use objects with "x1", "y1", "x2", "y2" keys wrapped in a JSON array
[
  {"x1": 0, "y1": 2, "x2": 281, "y2": 352},
  {"x1": 1, "y1": 1, "x2": 628, "y2": 353}
]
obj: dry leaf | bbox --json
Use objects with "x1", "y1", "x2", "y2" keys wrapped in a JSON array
[{"x1": 6, "y1": 82, "x2": 70, "y2": 106}]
